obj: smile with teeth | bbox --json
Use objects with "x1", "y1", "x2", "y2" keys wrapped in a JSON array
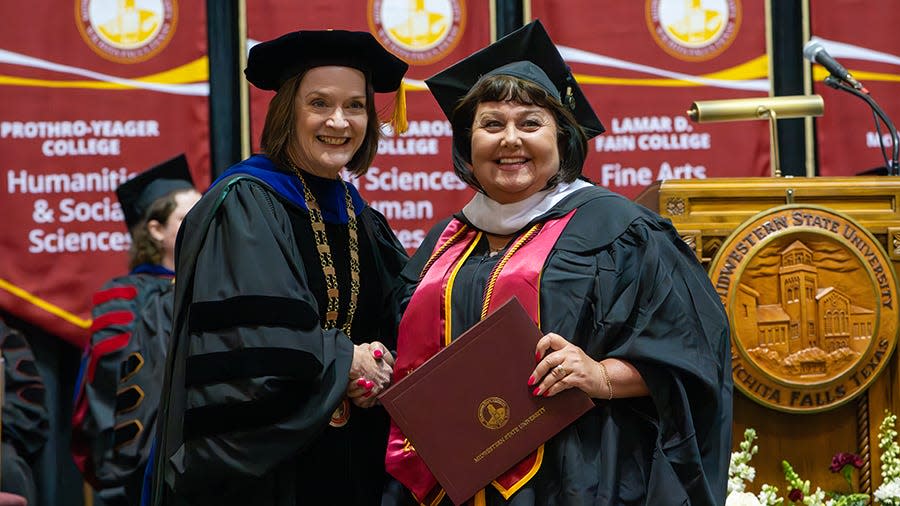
[
  {"x1": 498, "y1": 157, "x2": 528, "y2": 165},
  {"x1": 317, "y1": 135, "x2": 349, "y2": 145}
]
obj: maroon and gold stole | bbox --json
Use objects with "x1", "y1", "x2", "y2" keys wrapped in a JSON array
[{"x1": 385, "y1": 210, "x2": 576, "y2": 505}]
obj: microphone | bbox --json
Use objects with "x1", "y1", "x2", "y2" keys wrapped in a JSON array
[{"x1": 803, "y1": 40, "x2": 865, "y2": 91}]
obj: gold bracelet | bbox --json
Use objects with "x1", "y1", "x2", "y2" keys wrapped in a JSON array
[{"x1": 598, "y1": 361, "x2": 613, "y2": 401}]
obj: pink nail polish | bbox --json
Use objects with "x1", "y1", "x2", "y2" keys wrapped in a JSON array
[
  {"x1": 365, "y1": 381, "x2": 375, "y2": 389},
  {"x1": 532, "y1": 387, "x2": 540, "y2": 396},
  {"x1": 535, "y1": 351, "x2": 541, "y2": 362},
  {"x1": 356, "y1": 378, "x2": 367, "y2": 387},
  {"x1": 543, "y1": 391, "x2": 550, "y2": 397},
  {"x1": 374, "y1": 349, "x2": 384, "y2": 359},
  {"x1": 527, "y1": 376, "x2": 535, "y2": 386}
]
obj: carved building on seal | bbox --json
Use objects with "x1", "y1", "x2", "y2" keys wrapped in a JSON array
[{"x1": 733, "y1": 240, "x2": 875, "y2": 376}]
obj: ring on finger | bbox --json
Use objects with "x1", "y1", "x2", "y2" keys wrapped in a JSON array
[{"x1": 553, "y1": 364, "x2": 568, "y2": 377}]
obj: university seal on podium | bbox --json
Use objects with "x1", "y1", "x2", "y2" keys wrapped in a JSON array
[{"x1": 709, "y1": 205, "x2": 898, "y2": 413}]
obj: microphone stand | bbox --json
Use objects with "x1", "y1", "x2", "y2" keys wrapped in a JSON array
[{"x1": 824, "y1": 75, "x2": 899, "y2": 175}]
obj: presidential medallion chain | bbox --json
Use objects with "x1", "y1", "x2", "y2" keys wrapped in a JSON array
[{"x1": 292, "y1": 166, "x2": 360, "y2": 338}]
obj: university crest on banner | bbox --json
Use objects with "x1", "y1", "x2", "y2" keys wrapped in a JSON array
[
  {"x1": 710, "y1": 205, "x2": 899, "y2": 413},
  {"x1": 76, "y1": 0, "x2": 177, "y2": 63},
  {"x1": 368, "y1": 0, "x2": 465, "y2": 65},
  {"x1": 645, "y1": 0, "x2": 741, "y2": 61}
]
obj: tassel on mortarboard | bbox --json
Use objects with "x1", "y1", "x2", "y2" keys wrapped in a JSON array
[
  {"x1": 390, "y1": 79, "x2": 409, "y2": 135},
  {"x1": 564, "y1": 71, "x2": 577, "y2": 111}
]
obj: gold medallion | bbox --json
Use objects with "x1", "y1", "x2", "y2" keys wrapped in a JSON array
[
  {"x1": 710, "y1": 205, "x2": 899, "y2": 413},
  {"x1": 329, "y1": 398, "x2": 350, "y2": 428}
]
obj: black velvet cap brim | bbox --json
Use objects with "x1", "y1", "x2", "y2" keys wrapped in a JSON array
[{"x1": 245, "y1": 30, "x2": 408, "y2": 93}]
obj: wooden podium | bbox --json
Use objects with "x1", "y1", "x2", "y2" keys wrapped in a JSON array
[{"x1": 637, "y1": 176, "x2": 900, "y2": 494}]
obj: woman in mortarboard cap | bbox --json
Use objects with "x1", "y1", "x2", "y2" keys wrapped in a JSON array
[
  {"x1": 71, "y1": 154, "x2": 200, "y2": 506},
  {"x1": 115, "y1": 154, "x2": 201, "y2": 274},
  {"x1": 151, "y1": 30, "x2": 409, "y2": 506},
  {"x1": 385, "y1": 20, "x2": 732, "y2": 506}
]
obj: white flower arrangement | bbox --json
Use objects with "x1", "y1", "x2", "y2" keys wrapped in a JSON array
[
  {"x1": 875, "y1": 481, "x2": 900, "y2": 506},
  {"x1": 727, "y1": 410, "x2": 900, "y2": 506},
  {"x1": 728, "y1": 428, "x2": 783, "y2": 505},
  {"x1": 727, "y1": 491, "x2": 763, "y2": 506},
  {"x1": 875, "y1": 411, "x2": 900, "y2": 506}
]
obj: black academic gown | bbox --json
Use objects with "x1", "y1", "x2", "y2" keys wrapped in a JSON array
[
  {"x1": 72, "y1": 265, "x2": 174, "y2": 506},
  {"x1": 388, "y1": 185, "x2": 732, "y2": 506},
  {"x1": 0, "y1": 319, "x2": 49, "y2": 506},
  {"x1": 153, "y1": 155, "x2": 407, "y2": 506},
  {"x1": 110, "y1": 282, "x2": 176, "y2": 506}
]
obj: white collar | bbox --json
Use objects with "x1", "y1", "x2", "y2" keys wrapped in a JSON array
[{"x1": 461, "y1": 179, "x2": 593, "y2": 235}]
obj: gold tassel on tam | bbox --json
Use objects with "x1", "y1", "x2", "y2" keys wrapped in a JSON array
[{"x1": 390, "y1": 80, "x2": 409, "y2": 135}]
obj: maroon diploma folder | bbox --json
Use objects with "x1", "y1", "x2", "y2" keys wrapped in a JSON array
[{"x1": 379, "y1": 297, "x2": 594, "y2": 505}]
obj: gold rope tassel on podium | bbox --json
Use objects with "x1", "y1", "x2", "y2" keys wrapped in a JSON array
[{"x1": 857, "y1": 392, "x2": 872, "y2": 497}]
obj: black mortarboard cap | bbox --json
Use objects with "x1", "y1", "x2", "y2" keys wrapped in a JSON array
[
  {"x1": 425, "y1": 20, "x2": 605, "y2": 139},
  {"x1": 244, "y1": 30, "x2": 408, "y2": 93},
  {"x1": 116, "y1": 154, "x2": 194, "y2": 230}
]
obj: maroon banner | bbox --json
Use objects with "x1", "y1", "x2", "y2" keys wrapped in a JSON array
[
  {"x1": 247, "y1": 0, "x2": 489, "y2": 251},
  {"x1": 810, "y1": 2, "x2": 900, "y2": 176},
  {"x1": 0, "y1": 0, "x2": 209, "y2": 346},
  {"x1": 532, "y1": 0, "x2": 771, "y2": 199}
]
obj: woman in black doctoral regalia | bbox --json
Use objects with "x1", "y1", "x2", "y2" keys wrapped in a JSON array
[
  {"x1": 152, "y1": 30, "x2": 409, "y2": 506},
  {"x1": 384, "y1": 21, "x2": 732, "y2": 506}
]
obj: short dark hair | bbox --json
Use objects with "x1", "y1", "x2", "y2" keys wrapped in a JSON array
[
  {"x1": 450, "y1": 74, "x2": 588, "y2": 191},
  {"x1": 259, "y1": 70, "x2": 381, "y2": 176},
  {"x1": 128, "y1": 188, "x2": 192, "y2": 270}
]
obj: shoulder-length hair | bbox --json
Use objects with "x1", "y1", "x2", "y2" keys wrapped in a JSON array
[
  {"x1": 259, "y1": 70, "x2": 381, "y2": 176},
  {"x1": 128, "y1": 188, "x2": 192, "y2": 270},
  {"x1": 449, "y1": 74, "x2": 588, "y2": 191}
]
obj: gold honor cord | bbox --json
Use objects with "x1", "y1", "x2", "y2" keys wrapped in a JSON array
[
  {"x1": 292, "y1": 167, "x2": 359, "y2": 338},
  {"x1": 442, "y1": 232, "x2": 483, "y2": 348},
  {"x1": 412, "y1": 221, "x2": 545, "y2": 504},
  {"x1": 441, "y1": 223, "x2": 543, "y2": 505},
  {"x1": 479, "y1": 222, "x2": 546, "y2": 502},
  {"x1": 418, "y1": 224, "x2": 471, "y2": 282},
  {"x1": 480, "y1": 224, "x2": 542, "y2": 320}
]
